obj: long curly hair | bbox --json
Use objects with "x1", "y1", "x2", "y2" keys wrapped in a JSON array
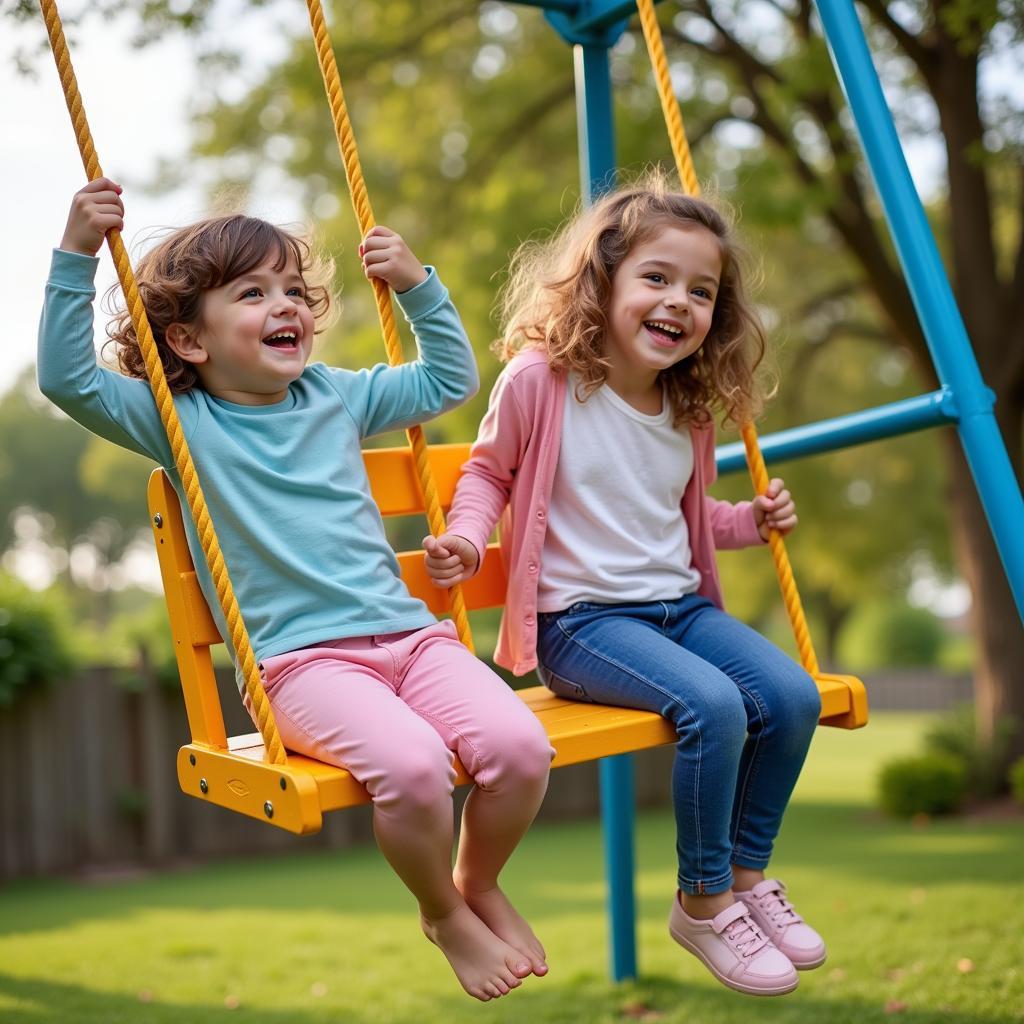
[
  {"x1": 496, "y1": 172, "x2": 770, "y2": 427},
  {"x1": 105, "y1": 216, "x2": 335, "y2": 393}
]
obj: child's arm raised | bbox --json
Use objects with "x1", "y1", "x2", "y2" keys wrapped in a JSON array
[
  {"x1": 37, "y1": 181, "x2": 181, "y2": 465},
  {"x1": 360, "y1": 225, "x2": 428, "y2": 293},
  {"x1": 324, "y1": 226, "x2": 478, "y2": 439},
  {"x1": 60, "y1": 177, "x2": 124, "y2": 256}
]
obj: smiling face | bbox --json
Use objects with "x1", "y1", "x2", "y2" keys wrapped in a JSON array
[
  {"x1": 604, "y1": 223, "x2": 723, "y2": 402},
  {"x1": 175, "y1": 252, "x2": 317, "y2": 405}
]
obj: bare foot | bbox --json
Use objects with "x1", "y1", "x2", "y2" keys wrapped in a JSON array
[
  {"x1": 421, "y1": 902, "x2": 532, "y2": 1000},
  {"x1": 456, "y1": 881, "x2": 548, "y2": 977}
]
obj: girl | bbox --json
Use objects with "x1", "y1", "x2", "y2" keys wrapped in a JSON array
[
  {"x1": 424, "y1": 177, "x2": 824, "y2": 997},
  {"x1": 39, "y1": 178, "x2": 554, "y2": 1002}
]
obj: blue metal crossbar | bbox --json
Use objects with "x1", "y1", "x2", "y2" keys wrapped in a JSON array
[
  {"x1": 715, "y1": 389, "x2": 959, "y2": 475},
  {"x1": 513, "y1": 0, "x2": 1024, "y2": 985}
]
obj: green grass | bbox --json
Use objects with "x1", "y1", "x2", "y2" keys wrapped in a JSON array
[{"x1": 1, "y1": 712, "x2": 1021, "y2": 1023}]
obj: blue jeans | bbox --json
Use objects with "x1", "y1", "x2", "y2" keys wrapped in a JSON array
[{"x1": 536, "y1": 594, "x2": 821, "y2": 895}]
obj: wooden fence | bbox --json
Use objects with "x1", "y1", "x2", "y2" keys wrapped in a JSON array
[
  {"x1": 0, "y1": 666, "x2": 970, "y2": 881},
  {"x1": 0, "y1": 666, "x2": 680, "y2": 881}
]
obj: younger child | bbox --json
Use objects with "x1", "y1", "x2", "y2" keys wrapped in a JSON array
[
  {"x1": 425, "y1": 177, "x2": 824, "y2": 996},
  {"x1": 39, "y1": 178, "x2": 554, "y2": 1002}
]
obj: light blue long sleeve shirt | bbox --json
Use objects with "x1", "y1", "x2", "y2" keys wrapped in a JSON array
[{"x1": 38, "y1": 249, "x2": 478, "y2": 685}]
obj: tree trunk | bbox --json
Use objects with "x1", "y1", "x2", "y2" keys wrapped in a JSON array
[{"x1": 943, "y1": 429, "x2": 1024, "y2": 768}]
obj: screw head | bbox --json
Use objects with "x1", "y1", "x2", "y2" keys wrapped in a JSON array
[
  {"x1": 264, "y1": 801, "x2": 274, "y2": 819},
  {"x1": 189, "y1": 753, "x2": 196, "y2": 766},
  {"x1": 279, "y1": 777, "x2": 287, "y2": 791},
  {"x1": 152, "y1": 513, "x2": 163, "y2": 528},
  {"x1": 199, "y1": 778, "x2": 208, "y2": 794}
]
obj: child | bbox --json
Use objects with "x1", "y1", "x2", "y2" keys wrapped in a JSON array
[
  {"x1": 39, "y1": 178, "x2": 554, "y2": 1002},
  {"x1": 424, "y1": 176, "x2": 824, "y2": 997}
]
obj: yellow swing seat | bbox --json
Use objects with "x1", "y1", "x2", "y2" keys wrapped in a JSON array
[{"x1": 148, "y1": 445, "x2": 867, "y2": 836}]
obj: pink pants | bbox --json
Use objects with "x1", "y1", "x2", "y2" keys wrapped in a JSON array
[{"x1": 255, "y1": 620, "x2": 553, "y2": 815}]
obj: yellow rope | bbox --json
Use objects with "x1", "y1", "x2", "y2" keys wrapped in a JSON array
[
  {"x1": 305, "y1": 0, "x2": 475, "y2": 654},
  {"x1": 636, "y1": 0, "x2": 821, "y2": 677},
  {"x1": 39, "y1": 0, "x2": 288, "y2": 764}
]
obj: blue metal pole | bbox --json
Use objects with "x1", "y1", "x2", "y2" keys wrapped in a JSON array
[
  {"x1": 570, "y1": 40, "x2": 639, "y2": 983},
  {"x1": 600, "y1": 752, "x2": 637, "y2": 981},
  {"x1": 814, "y1": 0, "x2": 1024, "y2": 622},
  {"x1": 715, "y1": 388, "x2": 958, "y2": 474}
]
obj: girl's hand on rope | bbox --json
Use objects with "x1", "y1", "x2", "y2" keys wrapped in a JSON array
[
  {"x1": 359, "y1": 225, "x2": 428, "y2": 294},
  {"x1": 753, "y1": 478, "x2": 798, "y2": 541},
  {"x1": 61, "y1": 178, "x2": 124, "y2": 257},
  {"x1": 423, "y1": 533, "x2": 479, "y2": 587}
]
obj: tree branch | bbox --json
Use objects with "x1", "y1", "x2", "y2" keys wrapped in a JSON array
[
  {"x1": 856, "y1": 0, "x2": 934, "y2": 77},
  {"x1": 462, "y1": 80, "x2": 577, "y2": 186}
]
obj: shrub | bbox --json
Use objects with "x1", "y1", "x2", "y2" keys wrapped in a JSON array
[
  {"x1": 878, "y1": 754, "x2": 966, "y2": 817},
  {"x1": 0, "y1": 574, "x2": 74, "y2": 708},
  {"x1": 1010, "y1": 757, "x2": 1024, "y2": 807},
  {"x1": 838, "y1": 600, "x2": 945, "y2": 671},
  {"x1": 923, "y1": 704, "x2": 1017, "y2": 798}
]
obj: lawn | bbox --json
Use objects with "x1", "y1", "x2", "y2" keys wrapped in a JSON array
[{"x1": 1, "y1": 712, "x2": 1021, "y2": 1023}]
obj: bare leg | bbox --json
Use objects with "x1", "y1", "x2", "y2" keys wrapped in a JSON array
[
  {"x1": 453, "y1": 767, "x2": 550, "y2": 977},
  {"x1": 732, "y1": 865, "x2": 766, "y2": 892},
  {"x1": 678, "y1": 866, "x2": 765, "y2": 921},
  {"x1": 373, "y1": 797, "x2": 532, "y2": 1001},
  {"x1": 680, "y1": 890, "x2": 739, "y2": 920}
]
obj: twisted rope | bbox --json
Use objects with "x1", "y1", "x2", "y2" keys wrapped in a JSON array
[
  {"x1": 39, "y1": 0, "x2": 287, "y2": 763},
  {"x1": 305, "y1": 0, "x2": 475, "y2": 653},
  {"x1": 636, "y1": 0, "x2": 821, "y2": 676}
]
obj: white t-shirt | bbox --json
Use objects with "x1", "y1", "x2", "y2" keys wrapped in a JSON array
[{"x1": 537, "y1": 376, "x2": 703, "y2": 612}]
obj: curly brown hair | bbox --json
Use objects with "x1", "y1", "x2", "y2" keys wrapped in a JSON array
[
  {"x1": 105, "y1": 216, "x2": 335, "y2": 393},
  {"x1": 496, "y1": 172, "x2": 771, "y2": 427}
]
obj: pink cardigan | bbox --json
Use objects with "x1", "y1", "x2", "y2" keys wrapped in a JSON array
[{"x1": 447, "y1": 350, "x2": 765, "y2": 675}]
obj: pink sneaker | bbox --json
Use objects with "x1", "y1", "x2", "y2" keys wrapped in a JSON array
[
  {"x1": 668, "y1": 895, "x2": 798, "y2": 996},
  {"x1": 733, "y1": 879, "x2": 826, "y2": 970}
]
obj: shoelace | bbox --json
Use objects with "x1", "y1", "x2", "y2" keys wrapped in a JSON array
[
  {"x1": 758, "y1": 886, "x2": 803, "y2": 927},
  {"x1": 723, "y1": 913, "x2": 770, "y2": 958}
]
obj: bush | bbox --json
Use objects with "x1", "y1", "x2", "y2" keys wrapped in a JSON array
[
  {"x1": 0, "y1": 574, "x2": 74, "y2": 708},
  {"x1": 923, "y1": 704, "x2": 1016, "y2": 798},
  {"x1": 838, "y1": 600, "x2": 945, "y2": 671},
  {"x1": 1010, "y1": 757, "x2": 1024, "y2": 807},
  {"x1": 878, "y1": 754, "x2": 966, "y2": 817}
]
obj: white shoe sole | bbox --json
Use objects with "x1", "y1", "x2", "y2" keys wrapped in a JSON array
[{"x1": 789, "y1": 951, "x2": 827, "y2": 971}]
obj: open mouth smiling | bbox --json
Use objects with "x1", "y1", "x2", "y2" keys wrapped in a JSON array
[
  {"x1": 262, "y1": 329, "x2": 300, "y2": 351},
  {"x1": 643, "y1": 320, "x2": 684, "y2": 345}
]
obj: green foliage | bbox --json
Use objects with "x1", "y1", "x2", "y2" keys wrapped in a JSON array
[
  {"x1": 1010, "y1": 756, "x2": 1024, "y2": 806},
  {"x1": 837, "y1": 599, "x2": 945, "y2": 671},
  {"x1": 877, "y1": 753, "x2": 966, "y2": 817},
  {"x1": 72, "y1": 594, "x2": 180, "y2": 687},
  {"x1": 923, "y1": 704, "x2": 1017, "y2": 799},
  {"x1": 0, "y1": 370, "x2": 152, "y2": 575},
  {"x1": 0, "y1": 573, "x2": 74, "y2": 709}
]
